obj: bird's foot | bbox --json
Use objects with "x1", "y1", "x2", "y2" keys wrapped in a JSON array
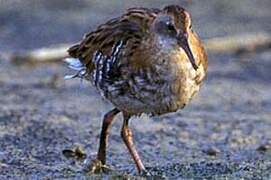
[
  {"x1": 83, "y1": 159, "x2": 113, "y2": 174},
  {"x1": 139, "y1": 168, "x2": 154, "y2": 177}
]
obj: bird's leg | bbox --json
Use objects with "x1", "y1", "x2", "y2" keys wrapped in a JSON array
[
  {"x1": 121, "y1": 114, "x2": 146, "y2": 173},
  {"x1": 85, "y1": 108, "x2": 120, "y2": 173},
  {"x1": 97, "y1": 108, "x2": 120, "y2": 164}
]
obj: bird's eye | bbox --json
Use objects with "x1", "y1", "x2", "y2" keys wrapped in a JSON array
[
  {"x1": 166, "y1": 22, "x2": 175, "y2": 31},
  {"x1": 189, "y1": 24, "x2": 192, "y2": 29}
]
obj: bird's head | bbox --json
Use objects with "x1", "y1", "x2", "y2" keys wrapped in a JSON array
[{"x1": 151, "y1": 5, "x2": 197, "y2": 70}]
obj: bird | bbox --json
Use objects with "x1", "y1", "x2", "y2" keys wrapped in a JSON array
[{"x1": 64, "y1": 5, "x2": 208, "y2": 174}]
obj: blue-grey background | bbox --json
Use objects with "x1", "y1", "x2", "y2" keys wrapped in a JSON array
[{"x1": 0, "y1": 0, "x2": 270, "y2": 179}]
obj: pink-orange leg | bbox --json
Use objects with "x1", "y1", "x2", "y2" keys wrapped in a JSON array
[
  {"x1": 97, "y1": 108, "x2": 120, "y2": 164},
  {"x1": 121, "y1": 114, "x2": 146, "y2": 173},
  {"x1": 85, "y1": 108, "x2": 120, "y2": 173}
]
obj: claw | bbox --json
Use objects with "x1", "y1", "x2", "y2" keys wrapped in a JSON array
[
  {"x1": 139, "y1": 168, "x2": 152, "y2": 177},
  {"x1": 83, "y1": 159, "x2": 113, "y2": 174}
]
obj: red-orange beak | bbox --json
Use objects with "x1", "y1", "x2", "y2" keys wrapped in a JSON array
[{"x1": 177, "y1": 33, "x2": 198, "y2": 70}]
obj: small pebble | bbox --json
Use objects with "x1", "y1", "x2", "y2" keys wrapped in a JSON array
[
  {"x1": 256, "y1": 143, "x2": 271, "y2": 152},
  {"x1": 203, "y1": 146, "x2": 220, "y2": 156}
]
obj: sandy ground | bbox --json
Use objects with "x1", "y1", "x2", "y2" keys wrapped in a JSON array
[{"x1": 0, "y1": 0, "x2": 271, "y2": 179}]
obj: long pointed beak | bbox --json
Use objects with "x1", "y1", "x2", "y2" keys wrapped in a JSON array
[{"x1": 177, "y1": 33, "x2": 198, "y2": 70}]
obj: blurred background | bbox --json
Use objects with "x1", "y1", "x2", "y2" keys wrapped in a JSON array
[
  {"x1": 1, "y1": 0, "x2": 271, "y2": 51},
  {"x1": 0, "y1": 0, "x2": 270, "y2": 179}
]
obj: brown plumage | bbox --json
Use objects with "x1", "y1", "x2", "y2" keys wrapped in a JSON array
[{"x1": 65, "y1": 5, "x2": 208, "y2": 173}]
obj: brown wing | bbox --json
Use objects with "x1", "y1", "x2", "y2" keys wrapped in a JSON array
[{"x1": 68, "y1": 7, "x2": 160, "y2": 72}]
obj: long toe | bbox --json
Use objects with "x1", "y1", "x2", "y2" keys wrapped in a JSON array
[
  {"x1": 139, "y1": 168, "x2": 153, "y2": 177},
  {"x1": 83, "y1": 159, "x2": 113, "y2": 174}
]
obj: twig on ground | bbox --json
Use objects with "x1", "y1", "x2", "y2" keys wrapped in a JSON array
[
  {"x1": 204, "y1": 32, "x2": 271, "y2": 54},
  {"x1": 9, "y1": 32, "x2": 271, "y2": 65},
  {"x1": 11, "y1": 44, "x2": 70, "y2": 65}
]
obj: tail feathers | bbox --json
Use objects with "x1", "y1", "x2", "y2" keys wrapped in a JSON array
[
  {"x1": 64, "y1": 58, "x2": 87, "y2": 80},
  {"x1": 64, "y1": 58, "x2": 84, "y2": 70}
]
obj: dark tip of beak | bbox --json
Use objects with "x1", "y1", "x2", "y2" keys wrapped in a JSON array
[{"x1": 177, "y1": 34, "x2": 198, "y2": 70}]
